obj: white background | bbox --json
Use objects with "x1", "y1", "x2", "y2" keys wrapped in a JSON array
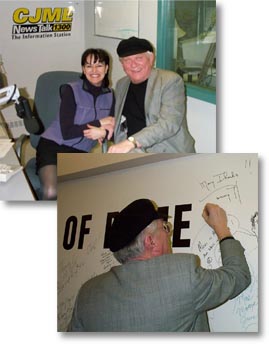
[{"x1": 0, "y1": 0, "x2": 267, "y2": 342}]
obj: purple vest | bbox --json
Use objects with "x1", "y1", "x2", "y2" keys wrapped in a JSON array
[{"x1": 42, "y1": 79, "x2": 113, "y2": 152}]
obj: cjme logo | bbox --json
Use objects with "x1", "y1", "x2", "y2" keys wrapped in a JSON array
[{"x1": 12, "y1": 7, "x2": 74, "y2": 38}]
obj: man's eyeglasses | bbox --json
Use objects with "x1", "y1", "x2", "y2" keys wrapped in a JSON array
[{"x1": 162, "y1": 222, "x2": 172, "y2": 233}]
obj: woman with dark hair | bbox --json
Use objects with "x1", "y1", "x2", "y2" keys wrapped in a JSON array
[{"x1": 36, "y1": 48, "x2": 115, "y2": 200}]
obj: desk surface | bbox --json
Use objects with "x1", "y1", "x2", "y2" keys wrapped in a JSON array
[{"x1": 0, "y1": 144, "x2": 35, "y2": 201}]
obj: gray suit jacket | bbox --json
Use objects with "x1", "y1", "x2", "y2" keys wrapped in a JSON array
[
  {"x1": 68, "y1": 239, "x2": 251, "y2": 332},
  {"x1": 113, "y1": 68, "x2": 195, "y2": 153}
]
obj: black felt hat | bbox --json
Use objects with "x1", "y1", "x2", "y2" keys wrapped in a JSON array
[
  {"x1": 107, "y1": 199, "x2": 165, "y2": 252},
  {"x1": 117, "y1": 36, "x2": 154, "y2": 58}
]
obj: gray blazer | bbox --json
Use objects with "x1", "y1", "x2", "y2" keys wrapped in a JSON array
[
  {"x1": 113, "y1": 68, "x2": 195, "y2": 153},
  {"x1": 68, "y1": 239, "x2": 251, "y2": 332}
]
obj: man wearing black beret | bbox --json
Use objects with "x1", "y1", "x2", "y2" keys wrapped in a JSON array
[
  {"x1": 108, "y1": 36, "x2": 195, "y2": 153},
  {"x1": 68, "y1": 199, "x2": 251, "y2": 331}
]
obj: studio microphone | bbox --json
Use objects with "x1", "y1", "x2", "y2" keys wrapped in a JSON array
[{"x1": 15, "y1": 96, "x2": 44, "y2": 134}]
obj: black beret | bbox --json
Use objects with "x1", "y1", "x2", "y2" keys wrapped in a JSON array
[
  {"x1": 107, "y1": 199, "x2": 165, "y2": 252},
  {"x1": 117, "y1": 36, "x2": 154, "y2": 58}
]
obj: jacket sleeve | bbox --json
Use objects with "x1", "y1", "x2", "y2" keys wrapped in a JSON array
[
  {"x1": 191, "y1": 239, "x2": 251, "y2": 313},
  {"x1": 132, "y1": 72, "x2": 185, "y2": 148}
]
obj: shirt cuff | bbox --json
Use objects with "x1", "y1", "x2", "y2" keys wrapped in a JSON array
[
  {"x1": 88, "y1": 120, "x2": 101, "y2": 127},
  {"x1": 219, "y1": 236, "x2": 234, "y2": 244}
]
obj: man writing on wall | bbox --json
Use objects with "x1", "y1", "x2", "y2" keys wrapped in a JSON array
[
  {"x1": 108, "y1": 36, "x2": 195, "y2": 153},
  {"x1": 68, "y1": 199, "x2": 251, "y2": 331}
]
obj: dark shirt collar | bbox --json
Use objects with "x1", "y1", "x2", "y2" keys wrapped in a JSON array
[
  {"x1": 130, "y1": 78, "x2": 148, "y2": 87},
  {"x1": 82, "y1": 78, "x2": 110, "y2": 95}
]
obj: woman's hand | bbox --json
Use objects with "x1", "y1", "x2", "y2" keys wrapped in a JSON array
[
  {"x1": 101, "y1": 124, "x2": 114, "y2": 140},
  {"x1": 83, "y1": 125, "x2": 106, "y2": 140},
  {"x1": 99, "y1": 116, "x2": 115, "y2": 127},
  {"x1": 99, "y1": 117, "x2": 115, "y2": 140}
]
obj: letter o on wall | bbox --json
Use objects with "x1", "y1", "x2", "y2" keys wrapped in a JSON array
[{"x1": 63, "y1": 216, "x2": 78, "y2": 250}]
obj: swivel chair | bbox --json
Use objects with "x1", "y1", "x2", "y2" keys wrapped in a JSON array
[{"x1": 20, "y1": 71, "x2": 81, "y2": 200}]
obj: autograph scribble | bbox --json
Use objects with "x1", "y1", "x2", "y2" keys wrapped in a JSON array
[{"x1": 199, "y1": 170, "x2": 242, "y2": 204}]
